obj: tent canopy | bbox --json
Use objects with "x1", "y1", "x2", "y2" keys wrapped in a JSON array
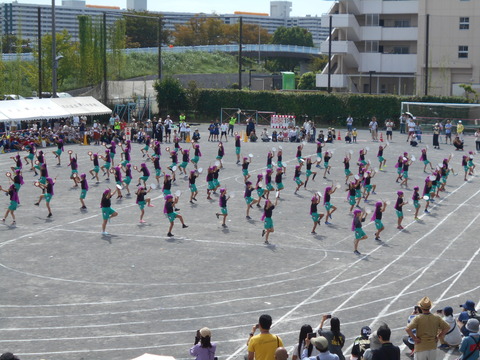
[{"x1": 0, "y1": 96, "x2": 111, "y2": 122}]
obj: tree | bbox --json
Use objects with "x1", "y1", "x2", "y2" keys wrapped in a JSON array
[
  {"x1": 173, "y1": 15, "x2": 228, "y2": 46},
  {"x1": 310, "y1": 55, "x2": 328, "y2": 73},
  {"x1": 297, "y1": 72, "x2": 317, "y2": 90},
  {"x1": 124, "y1": 11, "x2": 169, "y2": 48},
  {"x1": 154, "y1": 76, "x2": 188, "y2": 115},
  {"x1": 78, "y1": 15, "x2": 104, "y2": 87},
  {"x1": 267, "y1": 27, "x2": 314, "y2": 72}
]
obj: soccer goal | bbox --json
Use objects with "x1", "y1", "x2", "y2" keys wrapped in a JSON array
[
  {"x1": 220, "y1": 108, "x2": 276, "y2": 126},
  {"x1": 401, "y1": 102, "x2": 480, "y2": 131}
]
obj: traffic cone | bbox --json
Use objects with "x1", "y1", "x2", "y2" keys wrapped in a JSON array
[
  {"x1": 83, "y1": 133, "x2": 88, "y2": 146},
  {"x1": 380, "y1": 132, "x2": 384, "y2": 142},
  {"x1": 337, "y1": 131, "x2": 341, "y2": 141},
  {"x1": 186, "y1": 133, "x2": 191, "y2": 143},
  {"x1": 243, "y1": 131, "x2": 249, "y2": 143}
]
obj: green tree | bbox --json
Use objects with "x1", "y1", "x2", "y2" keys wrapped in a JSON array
[
  {"x1": 310, "y1": 55, "x2": 328, "y2": 72},
  {"x1": 78, "y1": 15, "x2": 104, "y2": 87},
  {"x1": 174, "y1": 15, "x2": 228, "y2": 46},
  {"x1": 297, "y1": 72, "x2": 317, "y2": 90},
  {"x1": 267, "y1": 27, "x2": 314, "y2": 72},
  {"x1": 109, "y1": 18, "x2": 127, "y2": 80},
  {"x1": 124, "y1": 11, "x2": 169, "y2": 48},
  {"x1": 154, "y1": 76, "x2": 188, "y2": 115}
]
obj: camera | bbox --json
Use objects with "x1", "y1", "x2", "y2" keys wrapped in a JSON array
[
  {"x1": 326, "y1": 314, "x2": 332, "y2": 319},
  {"x1": 307, "y1": 332, "x2": 316, "y2": 339}
]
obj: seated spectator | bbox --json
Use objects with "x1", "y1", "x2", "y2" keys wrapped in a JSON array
[
  {"x1": 261, "y1": 129, "x2": 271, "y2": 142},
  {"x1": 363, "y1": 331, "x2": 382, "y2": 360},
  {"x1": 438, "y1": 306, "x2": 462, "y2": 348},
  {"x1": 403, "y1": 306, "x2": 422, "y2": 358},
  {"x1": 249, "y1": 130, "x2": 258, "y2": 142},
  {"x1": 351, "y1": 326, "x2": 371, "y2": 360},
  {"x1": 372, "y1": 324, "x2": 400, "y2": 360},
  {"x1": 345, "y1": 131, "x2": 352, "y2": 144},
  {"x1": 317, "y1": 131, "x2": 325, "y2": 143},
  {"x1": 0, "y1": 353, "x2": 20, "y2": 360},
  {"x1": 272, "y1": 131, "x2": 278, "y2": 142},
  {"x1": 318, "y1": 315, "x2": 345, "y2": 360},
  {"x1": 459, "y1": 319, "x2": 480, "y2": 359},
  {"x1": 453, "y1": 136, "x2": 464, "y2": 151},
  {"x1": 292, "y1": 324, "x2": 319, "y2": 360},
  {"x1": 190, "y1": 327, "x2": 216, "y2": 360},
  {"x1": 458, "y1": 300, "x2": 479, "y2": 336},
  {"x1": 289, "y1": 129, "x2": 297, "y2": 142},
  {"x1": 192, "y1": 129, "x2": 201, "y2": 142}
]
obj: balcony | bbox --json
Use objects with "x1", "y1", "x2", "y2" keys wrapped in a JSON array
[
  {"x1": 316, "y1": 74, "x2": 350, "y2": 89},
  {"x1": 362, "y1": 0, "x2": 418, "y2": 14},
  {"x1": 321, "y1": 13, "x2": 361, "y2": 41},
  {"x1": 359, "y1": 53, "x2": 417, "y2": 73},
  {"x1": 320, "y1": 40, "x2": 360, "y2": 67}
]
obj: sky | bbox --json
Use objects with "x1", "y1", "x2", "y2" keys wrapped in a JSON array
[{"x1": 7, "y1": 0, "x2": 334, "y2": 17}]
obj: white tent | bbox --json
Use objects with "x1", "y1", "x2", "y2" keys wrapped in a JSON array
[
  {"x1": 131, "y1": 354, "x2": 176, "y2": 360},
  {"x1": 50, "y1": 96, "x2": 112, "y2": 116},
  {"x1": 0, "y1": 96, "x2": 111, "y2": 122}
]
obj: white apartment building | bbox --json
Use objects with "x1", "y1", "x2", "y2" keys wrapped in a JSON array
[{"x1": 316, "y1": 0, "x2": 479, "y2": 97}]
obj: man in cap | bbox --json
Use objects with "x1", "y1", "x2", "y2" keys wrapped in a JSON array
[
  {"x1": 351, "y1": 326, "x2": 371, "y2": 359},
  {"x1": 301, "y1": 335, "x2": 338, "y2": 360},
  {"x1": 459, "y1": 319, "x2": 480, "y2": 359},
  {"x1": 457, "y1": 120, "x2": 465, "y2": 141},
  {"x1": 248, "y1": 314, "x2": 284, "y2": 360},
  {"x1": 372, "y1": 324, "x2": 400, "y2": 360},
  {"x1": 405, "y1": 296, "x2": 450, "y2": 360}
]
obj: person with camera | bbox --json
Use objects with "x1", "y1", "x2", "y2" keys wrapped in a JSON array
[
  {"x1": 301, "y1": 335, "x2": 339, "y2": 360},
  {"x1": 248, "y1": 314, "x2": 284, "y2": 360},
  {"x1": 190, "y1": 327, "x2": 216, "y2": 360},
  {"x1": 318, "y1": 315, "x2": 345, "y2": 360}
]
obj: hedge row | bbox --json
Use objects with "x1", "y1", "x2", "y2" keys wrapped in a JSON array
[{"x1": 193, "y1": 89, "x2": 470, "y2": 127}]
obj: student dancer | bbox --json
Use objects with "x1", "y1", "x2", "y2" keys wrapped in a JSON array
[
  {"x1": 164, "y1": 194, "x2": 188, "y2": 237},
  {"x1": 358, "y1": 148, "x2": 368, "y2": 166},
  {"x1": 323, "y1": 186, "x2": 337, "y2": 225},
  {"x1": 120, "y1": 141, "x2": 132, "y2": 169},
  {"x1": 163, "y1": 173, "x2": 173, "y2": 196},
  {"x1": 104, "y1": 140, "x2": 117, "y2": 166},
  {"x1": 152, "y1": 140, "x2": 162, "y2": 160},
  {"x1": 0, "y1": 184, "x2": 19, "y2": 226},
  {"x1": 468, "y1": 153, "x2": 476, "y2": 175},
  {"x1": 234, "y1": 133, "x2": 242, "y2": 165},
  {"x1": 136, "y1": 186, "x2": 154, "y2": 223},
  {"x1": 264, "y1": 168, "x2": 274, "y2": 199},
  {"x1": 168, "y1": 150, "x2": 178, "y2": 181},
  {"x1": 347, "y1": 181, "x2": 357, "y2": 213},
  {"x1": 462, "y1": 155, "x2": 469, "y2": 181},
  {"x1": 423, "y1": 177, "x2": 433, "y2": 213},
  {"x1": 372, "y1": 201, "x2": 387, "y2": 241},
  {"x1": 24, "y1": 142, "x2": 36, "y2": 171},
  {"x1": 244, "y1": 181, "x2": 259, "y2": 219},
  {"x1": 399, "y1": 156, "x2": 413, "y2": 187},
  {"x1": 293, "y1": 164, "x2": 304, "y2": 194},
  {"x1": 277, "y1": 148, "x2": 286, "y2": 174},
  {"x1": 191, "y1": 143, "x2": 202, "y2": 169},
  {"x1": 261, "y1": 197, "x2": 278, "y2": 245},
  {"x1": 212, "y1": 165, "x2": 221, "y2": 192},
  {"x1": 412, "y1": 186, "x2": 421, "y2": 220},
  {"x1": 215, "y1": 188, "x2": 230, "y2": 227},
  {"x1": 344, "y1": 153, "x2": 353, "y2": 184},
  {"x1": 395, "y1": 156, "x2": 404, "y2": 182},
  {"x1": 419, "y1": 148, "x2": 434, "y2": 172},
  {"x1": 296, "y1": 144, "x2": 304, "y2": 164},
  {"x1": 354, "y1": 176, "x2": 363, "y2": 207},
  {"x1": 266, "y1": 151, "x2": 274, "y2": 170},
  {"x1": 34, "y1": 177, "x2": 55, "y2": 218},
  {"x1": 315, "y1": 141, "x2": 323, "y2": 168},
  {"x1": 100, "y1": 188, "x2": 118, "y2": 235},
  {"x1": 394, "y1": 190, "x2": 407, "y2": 229},
  {"x1": 206, "y1": 167, "x2": 215, "y2": 200},
  {"x1": 7, "y1": 169, "x2": 24, "y2": 194},
  {"x1": 216, "y1": 142, "x2": 225, "y2": 169},
  {"x1": 173, "y1": 136, "x2": 181, "y2": 153},
  {"x1": 52, "y1": 137, "x2": 64, "y2": 166},
  {"x1": 323, "y1": 151, "x2": 332, "y2": 179},
  {"x1": 148, "y1": 153, "x2": 162, "y2": 187},
  {"x1": 113, "y1": 166, "x2": 123, "y2": 199},
  {"x1": 275, "y1": 167, "x2": 285, "y2": 196},
  {"x1": 100, "y1": 149, "x2": 112, "y2": 180},
  {"x1": 123, "y1": 163, "x2": 133, "y2": 196},
  {"x1": 141, "y1": 135, "x2": 151, "y2": 157},
  {"x1": 189, "y1": 170, "x2": 199, "y2": 203},
  {"x1": 242, "y1": 156, "x2": 252, "y2": 182},
  {"x1": 377, "y1": 144, "x2": 387, "y2": 170},
  {"x1": 10, "y1": 154, "x2": 22, "y2": 172},
  {"x1": 353, "y1": 208, "x2": 368, "y2": 255},
  {"x1": 135, "y1": 163, "x2": 150, "y2": 187},
  {"x1": 68, "y1": 151, "x2": 79, "y2": 187},
  {"x1": 310, "y1": 193, "x2": 325, "y2": 234},
  {"x1": 74, "y1": 173, "x2": 89, "y2": 210},
  {"x1": 362, "y1": 170, "x2": 377, "y2": 202},
  {"x1": 255, "y1": 174, "x2": 265, "y2": 207},
  {"x1": 179, "y1": 148, "x2": 190, "y2": 176},
  {"x1": 38, "y1": 162, "x2": 49, "y2": 187},
  {"x1": 33, "y1": 150, "x2": 44, "y2": 176},
  {"x1": 304, "y1": 157, "x2": 317, "y2": 189}
]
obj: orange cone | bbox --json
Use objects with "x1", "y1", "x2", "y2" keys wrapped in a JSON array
[
  {"x1": 379, "y1": 132, "x2": 384, "y2": 142},
  {"x1": 243, "y1": 131, "x2": 249, "y2": 143},
  {"x1": 337, "y1": 131, "x2": 341, "y2": 141},
  {"x1": 83, "y1": 133, "x2": 88, "y2": 146}
]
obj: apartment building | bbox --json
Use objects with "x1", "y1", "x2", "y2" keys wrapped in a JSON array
[
  {"x1": 0, "y1": 0, "x2": 328, "y2": 46},
  {"x1": 317, "y1": 0, "x2": 479, "y2": 96}
]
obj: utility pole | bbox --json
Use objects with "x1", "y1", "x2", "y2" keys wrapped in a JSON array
[
  {"x1": 238, "y1": 17, "x2": 243, "y2": 89},
  {"x1": 51, "y1": 0, "x2": 57, "y2": 98}
]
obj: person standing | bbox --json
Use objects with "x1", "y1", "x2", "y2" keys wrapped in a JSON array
[
  {"x1": 318, "y1": 316, "x2": 346, "y2": 360},
  {"x1": 372, "y1": 324, "x2": 400, "y2": 360},
  {"x1": 457, "y1": 121, "x2": 465, "y2": 141},
  {"x1": 444, "y1": 120, "x2": 453, "y2": 144},
  {"x1": 385, "y1": 119, "x2": 394, "y2": 141},
  {"x1": 399, "y1": 113, "x2": 407, "y2": 134},
  {"x1": 248, "y1": 314, "x2": 284, "y2": 360},
  {"x1": 346, "y1": 115, "x2": 353, "y2": 132},
  {"x1": 405, "y1": 296, "x2": 450, "y2": 360},
  {"x1": 369, "y1": 117, "x2": 379, "y2": 141},
  {"x1": 228, "y1": 115, "x2": 236, "y2": 136},
  {"x1": 190, "y1": 327, "x2": 216, "y2": 360}
]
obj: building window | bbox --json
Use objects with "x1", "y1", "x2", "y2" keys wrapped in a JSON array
[
  {"x1": 458, "y1": 46, "x2": 469, "y2": 58},
  {"x1": 459, "y1": 17, "x2": 469, "y2": 29},
  {"x1": 365, "y1": 41, "x2": 379, "y2": 53},
  {"x1": 393, "y1": 47, "x2": 409, "y2": 54},
  {"x1": 394, "y1": 20, "x2": 410, "y2": 27},
  {"x1": 366, "y1": 14, "x2": 379, "y2": 26}
]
